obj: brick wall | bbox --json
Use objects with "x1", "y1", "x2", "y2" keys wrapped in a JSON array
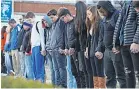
[{"x1": 14, "y1": 2, "x2": 76, "y2": 15}]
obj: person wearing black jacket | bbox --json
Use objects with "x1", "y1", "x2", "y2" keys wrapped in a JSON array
[
  {"x1": 58, "y1": 8, "x2": 77, "y2": 88},
  {"x1": 85, "y1": 6, "x2": 105, "y2": 88},
  {"x1": 97, "y1": 1, "x2": 126, "y2": 88},
  {"x1": 22, "y1": 19, "x2": 34, "y2": 80},
  {"x1": 113, "y1": 1, "x2": 139, "y2": 88}
]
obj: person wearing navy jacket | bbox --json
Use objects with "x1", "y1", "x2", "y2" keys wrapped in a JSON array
[{"x1": 97, "y1": 1, "x2": 126, "y2": 88}]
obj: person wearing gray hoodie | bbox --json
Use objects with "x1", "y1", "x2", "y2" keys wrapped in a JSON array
[{"x1": 41, "y1": 15, "x2": 55, "y2": 85}]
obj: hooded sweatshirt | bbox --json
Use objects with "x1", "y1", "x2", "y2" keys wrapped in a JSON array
[
  {"x1": 42, "y1": 15, "x2": 53, "y2": 51},
  {"x1": 97, "y1": 1, "x2": 119, "y2": 50}
]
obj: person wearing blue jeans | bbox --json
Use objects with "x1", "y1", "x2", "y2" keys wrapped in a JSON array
[
  {"x1": 5, "y1": 51, "x2": 13, "y2": 74},
  {"x1": 51, "y1": 50, "x2": 67, "y2": 87},
  {"x1": 32, "y1": 46, "x2": 45, "y2": 82},
  {"x1": 58, "y1": 8, "x2": 78, "y2": 88},
  {"x1": 66, "y1": 56, "x2": 77, "y2": 88},
  {"x1": 31, "y1": 17, "x2": 46, "y2": 83},
  {"x1": 22, "y1": 20, "x2": 34, "y2": 80},
  {"x1": 46, "y1": 52, "x2": 55, "y2": 85},
  {"x1": 24, "y1": 55, "x2": 34, "y2": 80},
  {"x1": 48, "y1": 9, "x2": 67, "y2": 87}
]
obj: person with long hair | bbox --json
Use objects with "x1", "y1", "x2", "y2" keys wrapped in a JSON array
[
  {"x1": 1, "y1": 26, "x2": 7, "y2": 73},
  {"x1": 85, "y1": 6, "x2": 105, "y2": 88},
  {"x1": 74, "y1": 1, "x2": 88, "y2": 88}
]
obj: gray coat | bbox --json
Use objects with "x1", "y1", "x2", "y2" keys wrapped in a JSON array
[{"x1": 50, "y1": 19, "x2": 65, "y2": 50}]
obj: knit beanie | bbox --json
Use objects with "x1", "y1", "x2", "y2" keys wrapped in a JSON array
[
  {"x1": 42, "y1": 15, "x2": 52, "y2": 27},
  {"x1": 23, "y1": 19, "x2": 33, "y2": 28}
]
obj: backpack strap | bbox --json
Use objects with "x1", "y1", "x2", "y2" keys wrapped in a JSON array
[{"x1": 36, "y1": 21, "x2": 40, "y2": 34}]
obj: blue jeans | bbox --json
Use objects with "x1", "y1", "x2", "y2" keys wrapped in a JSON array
[
  {"x1": 66, "y1": 55, "x2": 77, "y2": 88},
  {"x1": 46, "y1": 51, "x2": 55, "y2": 85},
  {"x1": 25, "y1": 55, "x2": 34, "y2": 80},
  {"x1": 5, "y1": 52, "x2": 13, "y2": 74},
  {"x1": 32, "y1": 46, "x2": 45, "y2": 83},
  {"x1": 51, "y1": 51, "x2": 67, "y2": 87}
]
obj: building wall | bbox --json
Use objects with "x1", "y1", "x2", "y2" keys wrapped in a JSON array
[{"x1": 14, "y1": 2, "x2": 76, "y2": 15}]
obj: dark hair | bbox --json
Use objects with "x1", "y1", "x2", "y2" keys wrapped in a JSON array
[
  {"x1": 86, "y1": 6, "x2": 101, "y2": 34},
  {"x1": 133, "y1": 1, "x2": 139, "y2": 8},
  {"x1": 75, "y1": 1, "x2": 87, "y2": 33},
  {"x1": 1, "y1": 26, "x2": 7, "y2": 39},
  {"x1": 8, "y1": 19, "x2": 16, "y2": 24},
  {"x1": 58, "y1": 8, "x2": 71, "y2": 18},
  {"x1": 25, "y1": 12, "x2": 35, "y2": 18},
  {"x1": 47, "y1": 9, "x2": 57, "y2": 16}
]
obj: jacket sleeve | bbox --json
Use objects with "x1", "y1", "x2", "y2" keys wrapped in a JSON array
[
  {"x1": 68, "y1": 23, "x2": 76, "y2": 48},
  {"x1": 64, "y1": 25, "x2": 68, "y2": 49},
  {"x1": 96, "y1": 22, "x2": 105, "y2": 53},
  {"x1": 38, "y1": 22, "x2": 45, "y2": 51},
  {"x1": 59, "y1": 20, "x2": 66, "y2": 50},
  {"x1": 113, "y1": 11, "x2": 122, "y2": 47},
  {"x1": 133, "y1": 12, "x2": 139, "y2": 44}
]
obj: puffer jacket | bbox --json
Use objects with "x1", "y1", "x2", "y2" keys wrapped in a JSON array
[{"x1": 113, "y1": 1, "x2": 139, "y2": 46}]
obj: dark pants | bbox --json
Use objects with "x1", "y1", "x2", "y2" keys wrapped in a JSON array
[
  {"x1": 1, "y1": 50, "x2": 7, "y2": 73},
  {"x1": 51, "y1": 51, "x2": 67, "y2": 88},
  {"x1": 71, "y1": 52, "x2": 87, "y2": 88},
  {"x1": 84, "y1": 57, "x2": 94, "y2": 88},
  {"x1": 90, "y1": 56, "x2": 104, "y2": 77},
  {"x1": 121, "y1": 46, "x2": 139, "y2": 88},
  {"x1": 104, "y1": 49, "x2": 126, "y2": 88}
]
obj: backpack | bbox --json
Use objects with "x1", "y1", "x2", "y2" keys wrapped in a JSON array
[{"x1": 36, "y1": 21, "x2": 47, "y2": 45}]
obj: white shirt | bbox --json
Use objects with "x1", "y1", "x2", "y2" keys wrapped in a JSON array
[{"x1": 31, "y1": 21, "x2": 45, "y2": 51}]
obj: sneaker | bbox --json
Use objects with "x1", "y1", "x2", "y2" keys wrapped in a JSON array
[{"x1": 9, "y1": 70, "x2": 15, "y2": 76}]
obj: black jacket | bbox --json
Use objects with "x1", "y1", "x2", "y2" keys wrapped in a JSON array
[
  {"x1": 65, "y1": 18, "x2": 76, "y2": 49},
  {"x1": 17, "y1": 27, "x2": 26, "y2": 50},
  {"x1": 87, "y1": 20, "x2": 105, "y2": 57},
  {"x1": 98, "y1": 1, "x2": 119, "y2": 50},
  {"x1": 22, "y1": 29, "x2": 31, "y2": 53}
]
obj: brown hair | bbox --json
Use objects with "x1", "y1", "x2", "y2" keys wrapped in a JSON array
[
  {"x1": 25, "y1": 12, "x2": 35, "y2": 19},
  {"x1": 86, "y1": 6, "x2": 100, "y2": 34}
]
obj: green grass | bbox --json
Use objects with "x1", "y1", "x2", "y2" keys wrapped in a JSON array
[{"x1": 1, "y1": 76, "x2": 54, "y2": 88}]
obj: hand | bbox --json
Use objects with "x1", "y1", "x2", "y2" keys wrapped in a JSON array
[
  {"x1": 112, "y1": 47, "x2": 120, "y2": 54},
  {"x1": 69, "y1": 48, "x2": 75, "y2": 55},
  {"x1": 59, "y1": 49, "x2": 65, "y2": 54},
  {"x1": 25, "y1": 52, "x2": 31, "y2": 56},
  {"x1": 95, "y1": 51, "x2": 103, "y2": 59},
  {"x1": 64, "y1": 49, "x2": 69, "y2": 55},
  {"x1": 84, "y1": 48, "x2": 88, "y2": 59},
  {"x1": 130, "y1": 43, "x2": 139, "y2": 53},
  {"x1": 40, "y1": 50, "x2": 46, "y2": 56}
]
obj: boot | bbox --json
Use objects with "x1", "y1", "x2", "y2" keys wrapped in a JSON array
[
  {"x1": 93, "y1": 77, "x2": 99, "y2": 88},
  {"x1": 98, "y1": 77, "x2": 106, "y2": 88}
]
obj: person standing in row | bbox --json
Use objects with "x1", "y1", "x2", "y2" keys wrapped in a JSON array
[
  {"x1": 58, "y1": 8, "x2": 77, "y2": 88},
  {"x1": 8, "y1": 19, "x2": 21, "y2": 76},
  {"x1": 97, "y1": 1, "x2": 126, "y2": 88},
  {"x1": 113, "y1": 1, "x2": 139, "y2": 87},
  {"x1": 74, "y1": 1, "x2": 88, "y2": 88},
  {"x1": 85, "y1": 6, "x2": 105, "y2": 88},
  {"x1": 48, "y1": 9, "x2": 67, "y2": 87}
]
